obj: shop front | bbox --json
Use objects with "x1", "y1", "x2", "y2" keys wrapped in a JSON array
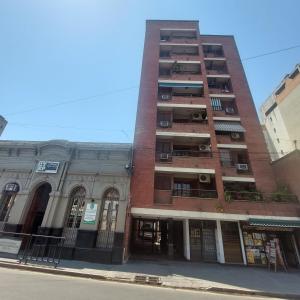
[{"x1": 241, "y1": 219, "x2": 300, "y2": 269}]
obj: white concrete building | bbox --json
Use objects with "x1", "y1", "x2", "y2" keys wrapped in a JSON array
[{"x1": 261, "y1": 64, "x2": 300, "y2": 161}]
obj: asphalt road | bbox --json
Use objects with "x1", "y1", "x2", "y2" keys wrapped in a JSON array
[{"x1": 0, "y1": 267, "x2": 281, "y2": 300}]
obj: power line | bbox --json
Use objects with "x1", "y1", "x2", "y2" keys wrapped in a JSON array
[
  {"x1": 4, "y1": 86, "x2": 138, "y2": 117},
  {"x1": 8, "y1": 122, "x2": 131, "y2": 139},
  {"x1": 242, "y1": 44, "x2": 300, "y2": 61}
]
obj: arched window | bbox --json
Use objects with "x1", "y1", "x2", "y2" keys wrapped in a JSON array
[
  {"x1": 63, "y1": 186, "x2": 86, "y2": 246},
  {"x1": 0, "y1": 183, "x2": 19, "y2": 230},
  {"x1": 97, "y1": 188, "x2": 120, "y2": 248}
]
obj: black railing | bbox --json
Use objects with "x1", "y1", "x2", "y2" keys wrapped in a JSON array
[
  {"x1": 173, "y1": 189, "x2": 218, "y2": 198},
  {"x1": 224, "y1": 191, "x2": 299, "y2": 203},
  {"x1": 0, "y1": 231, "x2": 65, "y2": 267}
]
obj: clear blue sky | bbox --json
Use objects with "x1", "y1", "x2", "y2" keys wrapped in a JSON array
[{"x1": 1, "y1": 0, "x2": 299, "y2": 143}]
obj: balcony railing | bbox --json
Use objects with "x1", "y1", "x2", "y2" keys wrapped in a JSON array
[
  {"x1": 225, "y1": 191, "x2": 299, "y2": 203},
  {"x1": 156, "y1": 150, "x2": 212, "y2": 161},
  {"x1": 203, "y1": 51, "x2": 224, "y2": 58},
  {"x1": 173, "y1": 188, "x2": 218, "y2": 198},
  {"x1": 206, "y1": 69, "x2": 228, "y2": 75},
  {"x1": 221, "y1": 161, "x2": 251, "y2": 174},
  {"x1": 208, "y1": 87, "x2": 233, "y2": 94}
]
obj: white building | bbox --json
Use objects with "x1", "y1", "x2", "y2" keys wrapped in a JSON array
[{"x1": 261, "y1": 64, "x2": 300, "y2": 161}]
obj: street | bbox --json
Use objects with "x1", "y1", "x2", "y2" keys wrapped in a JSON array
[{"x1": 0, "y1": 267, "x2": 281, "y2": 300}]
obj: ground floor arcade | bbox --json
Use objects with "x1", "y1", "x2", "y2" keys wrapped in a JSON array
[{"x1": 130, "y1": 208, "x2": 300, "y2": 269}]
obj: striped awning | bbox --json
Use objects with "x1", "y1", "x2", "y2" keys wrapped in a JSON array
[
  {"x1": 214, "y1": 121, "x2": 245, "y2": 132},
  {"x1": 249, "y1": 218, "x2": 300, "y2": 228},
  {"x1": 158, "y1": 82, "x2": 203, "y2": 88}
]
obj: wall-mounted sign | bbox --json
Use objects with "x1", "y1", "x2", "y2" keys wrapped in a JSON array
[
  {"x1": 0, "y1": 238, "x2": 22, "y2": 255},
  {"x1": 4, "y1": 183, "x2": 20, "y2": 193},
  {"x1": 36, "y1": 161, "x2": 60, "y2": 174},
  {"x1": 83, "y1": 202, "x2": 98, "y2": 225}
]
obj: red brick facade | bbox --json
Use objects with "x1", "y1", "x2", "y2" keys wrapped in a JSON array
[{"x1": 130, "y1": 20, "x2": 300, "y2": 218}]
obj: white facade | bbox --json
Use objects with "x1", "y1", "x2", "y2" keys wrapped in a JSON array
[
  {"x1": 261, "y1": 64, "x2": 300, "y2": 161},
  {"x1": 0, "y1": 116, "x2": 7, "y2": 137}
]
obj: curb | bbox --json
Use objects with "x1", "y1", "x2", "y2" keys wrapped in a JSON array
[{"x1": 0, "y1": 261, "x2": 299, "y2": 299}]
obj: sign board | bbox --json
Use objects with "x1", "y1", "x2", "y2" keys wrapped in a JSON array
[
  {"x1": 4, "y1": 183, "x2": 20, "y2": 193},
  {"x1": 0, "y1": 238, "x2": 22, "y2": 255},
  {"x1": 36, "y1": 161, "x2": 60, "y2": 174},
  {"x1": 83, "y1": 203, "x2": 98, "y2": 225}
]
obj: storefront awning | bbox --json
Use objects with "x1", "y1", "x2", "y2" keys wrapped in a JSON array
[
  {"x1": 214, "y1": 121, "x2": 246, "y2": 132},
  {"x1": 158, "y1": 82, "x2": 203, "y2": 88},
  {"x1": 249, "y1": 218, "x2": 300, "y2": 228}
]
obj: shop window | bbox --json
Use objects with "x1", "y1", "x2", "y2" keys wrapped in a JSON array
[{"x1": 96, "y1": 188, "x2": 120, "y2": 249}]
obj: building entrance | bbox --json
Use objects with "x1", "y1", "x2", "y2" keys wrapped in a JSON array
[
  {"x1": 23, "y1": 183, "x2": 52, "y2": 234},
  {"x1": 130, "y1": 218, "x2": 183, "y2": 259}
]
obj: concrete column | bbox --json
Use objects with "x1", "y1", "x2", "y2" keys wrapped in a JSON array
[
  {"x1": 8, "y1": 192, "x2": 29, "y2": 224},
  {"x1": 215, "y1": 220, "x2": 225, "y2": 263},
  {"x1": 167, "y1": 219, "x2": 174, "y2": 258},
  {"x1": 42, "y1": 192, "x2": 59, "y2": 228},
  {"x1": 183, "y1": 219, "x2": 190, "y2": 260},
  {"x1": 292, "y1": 234, "x2": 300, "y2": 267},
  {"x1": 238, "y1": 221, "x2": 247, "y2": 265}
]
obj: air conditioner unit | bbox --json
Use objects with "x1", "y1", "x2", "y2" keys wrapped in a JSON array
[
  {"x1": 160, "y1": 94, "x2": 171, "y2": 101},
  {"x1": 199, "y1": 174, "x2": 211, "y2": 183},
  {"x1": 236, "y1": 163, "x2": 249, "y2": 171},
  {"x1": 225, "y1": 107, "x2": 235, "y2": 114},
  {"x1": 159, "y1": 121, "x2": 170, "y2": 128},
  {"x1": 199, "y1": 144, "x2": 211, "y2": 152},
  {"x1": 231, "y1": 132, "x2": 241, "y2": 140},
  {"x1": 192, "y1": 112, "x2": 207, "y2": 121},
  {"x1": 160, "y1": 153, "x2": 170, "y2": 161}
]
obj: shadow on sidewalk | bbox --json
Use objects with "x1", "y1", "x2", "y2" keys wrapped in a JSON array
[{"x1": 58, "y1": 258, "x2": 300, "y2": 294}]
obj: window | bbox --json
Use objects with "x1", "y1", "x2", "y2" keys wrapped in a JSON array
[
  {"x1": 97, "y1": 188, "x2": 120, "y2": 249},
  {"x1": 65, "y1": 187, "x2": 86, "y2": 229},
  {"x1": 0, "y1": 183, "x2": 19, "y2": 229},
  {"x1": 277, "y1": 138, "x2": 280, "y2": 143},
  {"x1": 270, "y1": 117, "x2": 272, "y2": 122},
  {"x1": 281, "y1": 150, "x2": 284, "y2": 155},
  {"x1": 273, "y1": 128, "x2": 276, "y2": 133},
  {"x1": 211, "y1": 98, "x2": 222, "y2": 111}
]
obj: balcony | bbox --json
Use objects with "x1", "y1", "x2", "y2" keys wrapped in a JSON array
[
  {"x1": 216, "y1": 132, "x2": 245, "y2": 144},
  {"x1": 205, "y1": 60, "x2": 228, "y2": 75},
  {"x1": 159, "y1": 61, "x2": 201, "y2": 81},
  {"x1": 160, "y1": 44, "x2": 200, "y2": 60},
  {"x1": 160, "y1": 29, "x2": 197, "y2": 44},
  {"x1": 203, "y1": 44, "x2": 224, "y2": 58},
  {"x1": 225, "y1": 191, "x2": 298, "y2": 203},
  {"x1": 158, "y1": 85, "x2": 204, "y2": 102},
  {"x1": 220, "y1": 149, "x2": 252, "y2": 176},
  {"x1": 157, "y1": 108, "x2": 208, "y2": 133},
  {"x1": 156, "y1": 139, "x2": 213, "y2": 169},
  {"x1": 208, "y1": 77, "x2": 233, "y2": 95},
  {"x1": 154, "y1": 173, "x2": 218, "y2": 204}
]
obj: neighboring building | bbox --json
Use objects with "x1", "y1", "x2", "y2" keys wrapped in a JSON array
[
  {"x1": 261, "y1": 64, "x2": 300, "y2": 161},
  {"x1": 0, "y1": 116, "x2": 7, "y2": 137},
  {"x1": 128, "y1": 20, "x2": 300, "y2": 268},
  {"x1": 272, "y1": 149, "x2": 300, "y2": 200},
  {"x1": 0, "y1": 139, "x2": 132, "y2": 263}
]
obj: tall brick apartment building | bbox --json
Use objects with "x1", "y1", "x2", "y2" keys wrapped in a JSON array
[{"x1": 128, "y1": 20, "x2": 300, "y2": 267}]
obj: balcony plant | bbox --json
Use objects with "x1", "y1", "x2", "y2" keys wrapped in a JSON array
[{"x1": 215, "y1": 202, "x2": 224, "y2": 212}]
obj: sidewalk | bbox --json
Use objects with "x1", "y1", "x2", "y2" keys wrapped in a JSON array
[{"x1": 0, "y1": 257, "x2": 300, "y2": 299}]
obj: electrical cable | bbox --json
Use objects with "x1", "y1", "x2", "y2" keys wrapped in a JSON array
[
  {"x1": 241, "y1": 45, "x2": 300, "y2": 61},
  {"x1": 4, "y1": 86, "x2": 138, "y2": 117}
]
